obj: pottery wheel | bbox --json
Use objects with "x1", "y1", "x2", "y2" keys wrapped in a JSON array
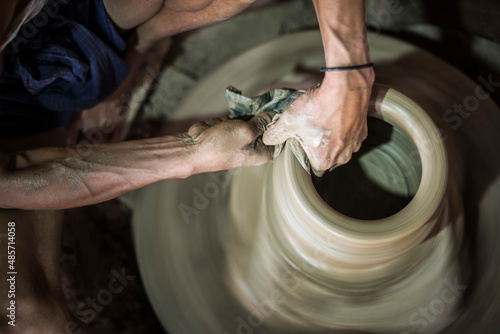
[{"x1": 127, "y1": 31, "x2": 500, "y2": 333}]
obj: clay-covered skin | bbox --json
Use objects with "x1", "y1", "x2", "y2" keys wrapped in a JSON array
[
  {"x1": 0, "y1": 2, "x2": 272, "y2": 333},
  {"x1": 181, "y1": 112, "x2": 274, "y2": 172},
  {"x1": 0, "y1": 112, "x2": 273, "y2": 334},
  {"x1": 264, "y1": 72, "x2": 373, "y2": 175},
  {"x1": 226, "y1": 86, "x2": 456, "y2": 333},
  {"x1": 131, "y1": 31, "x2": 500, "y2": 334},
  {"x1": 0, "y1": 112, "x2": 273, "y2": 211},
  {"x1": 109, "y1": 0, "x2": 376, "y2": 175},
  {"x1": 263, "y1": 0, "x2": 374, "y2": 174}
]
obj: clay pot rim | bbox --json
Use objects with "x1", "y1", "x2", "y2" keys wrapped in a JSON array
[{"x1": 279, "y1": 85, "x2": 448, "y2": 242}]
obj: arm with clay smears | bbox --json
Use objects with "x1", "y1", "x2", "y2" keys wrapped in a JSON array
[
  {"x1": 0, "y1": 113, "x2": 273, "y2": 210},
  {"x1": 263, "y1": 0, "x2": 374, "y2": 175}
]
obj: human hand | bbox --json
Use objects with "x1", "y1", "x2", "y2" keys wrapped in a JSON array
[
  {"x1": 66, "y1": 37, "x2": 170, "y2": 145},
  {"x1": 263, "y1": 68, "x2": 374, "y2": 175},
  {"x1": 66, "y1": 99, "x2": 129, "y2": 145},
  {"x1": 183, "y1": 112, "x2": 275, "y2": 173}
]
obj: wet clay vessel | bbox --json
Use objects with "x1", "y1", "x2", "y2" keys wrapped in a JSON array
[{"x1": 128, "y1": 31, "x2": 500, "y2": 333}]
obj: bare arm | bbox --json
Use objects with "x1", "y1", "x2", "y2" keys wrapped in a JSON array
[
  {"x1": 313, "y1": 0, "x2": 371, "y2": 69},
  {"x1": 264, "y1": 0, "x2": 374, "y2": 174},
  {"x1": 0, "y1": 113, "x2": 272, "y2": 210}
]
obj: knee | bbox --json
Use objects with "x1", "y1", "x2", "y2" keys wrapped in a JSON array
[
  {"x1": 165, "y1": 0, "x2": 257, "y2": 13},
  {"x1": 238, "y1": 0, "x2": 258, "y2": 5},
  {"x1": 104, "y1": 0, "x2": 166, "y2": 30},
  {"x1": 226, "y1": 0, "x2": 258, "y2": 9}
]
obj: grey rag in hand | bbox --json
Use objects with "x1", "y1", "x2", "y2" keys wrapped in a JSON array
[{"x1": 225, "y1": 86, "x2": 311, "y2": 173}]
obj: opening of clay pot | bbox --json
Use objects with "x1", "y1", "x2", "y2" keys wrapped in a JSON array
[
  {"x1": 315, "y1": 116, "x2": 422, "y2": 220},
  {"x1": 276, "y1": 86, "x2": 447, "y2": 245}
]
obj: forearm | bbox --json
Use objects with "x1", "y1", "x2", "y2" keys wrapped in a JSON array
[
  {"x1": 262, "y1": 1, "x2": 374, "y2": 172},
  {"x1": 0, "y1": 136, "x2": 201, "y2": 210},
  {"x1": 313, "y1": 0, "x2": 374, "y2": 93},
  {"x1": 312, "y1": 0, "x2": 370, "y2": 69}
]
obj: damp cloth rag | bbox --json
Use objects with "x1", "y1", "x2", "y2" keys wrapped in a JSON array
[{"x1": 225, "y1": 86, "x2": 311, "y2": 174}]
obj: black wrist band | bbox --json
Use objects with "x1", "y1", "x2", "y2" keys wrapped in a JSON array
[{"x1": 320, "y1": 63, "x2": 374, "y2": 72}]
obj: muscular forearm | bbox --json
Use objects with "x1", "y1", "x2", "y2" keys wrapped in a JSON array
[
  {"x1": 312, "y1": 0, "x2": 370, "y2": 69},
  {"x1": 313, "y1": 0, "x2": 374, "y2": 95},
  {"x1": 0, "y1": 136, "x2": 201, "y2": 210},
  {"x1": 0, "y1": 113, "x2": 273, "y2": 210}
]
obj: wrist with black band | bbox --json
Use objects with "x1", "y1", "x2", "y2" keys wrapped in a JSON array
[{"x1": 320, "y1": 62, "x2": 374, "y2": 72}]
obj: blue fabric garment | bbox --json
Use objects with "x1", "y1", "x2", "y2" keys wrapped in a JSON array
[{"x1": 0, "y1": 0, "x2": 130, "y2": 138}]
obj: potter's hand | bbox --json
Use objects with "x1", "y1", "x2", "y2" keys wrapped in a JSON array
[
  {"x1": 183, "y1": 112, "x2": 274, "y2": 171},
  {"x1": 263, "y1": 69, "x2": 374, "y2": 175},
  {"x1": 263, "y1": 0, "x2": 374, "y2": 175}
]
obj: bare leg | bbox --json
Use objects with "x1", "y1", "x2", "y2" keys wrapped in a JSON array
[
  {"x1": 136, "y1": 0, "x2": 257, "y2": 52},
  {"x1": 0, "y1": 129, "x2": 100, "y2": 333},
  {"x1": 102, "y1": 0, "x2": 254, "y2": 32},
  {"x1": 102, "y1": 0, "x2": 257, "y2": 53},
  {"x1": 84, "y1": 0, "x2": 256, "y2": 142},
  {"x1": 102, "y1": 0, "x2": 165, "y2": 30}
]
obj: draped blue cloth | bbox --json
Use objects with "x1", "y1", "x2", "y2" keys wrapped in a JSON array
[{"x1": 0, "y1": 0, "x2": 130, "y2": 138}]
